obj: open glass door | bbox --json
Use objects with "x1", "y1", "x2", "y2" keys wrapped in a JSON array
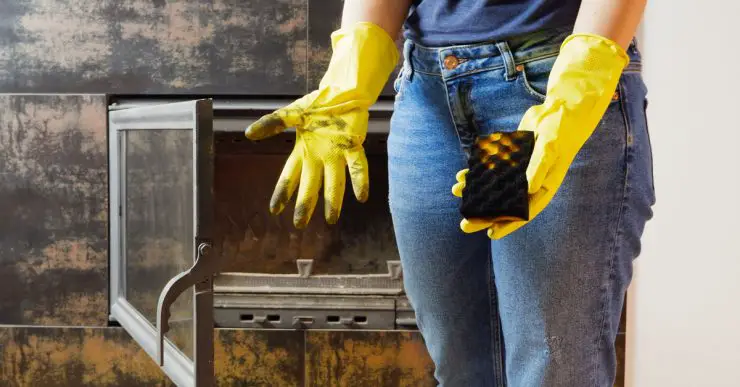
[{"x1": 108, "y1": 99, "x2": 216, "y2": 387}]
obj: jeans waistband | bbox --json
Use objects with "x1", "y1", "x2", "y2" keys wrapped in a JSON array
[{"x1": 401, "y1": 26, "x2": 642, "y2": 80}]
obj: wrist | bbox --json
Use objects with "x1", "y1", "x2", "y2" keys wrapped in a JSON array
[
  {"x1": 543, "y1": 33, "x2": 629, "y2": 108},
  {"x1": 560, "y1": 33, "x2": 629, "y2": 66}
]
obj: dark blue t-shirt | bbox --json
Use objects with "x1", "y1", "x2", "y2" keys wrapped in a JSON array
[{"x1": 403, "y1": 0, "x2": 582, "y2": 46}]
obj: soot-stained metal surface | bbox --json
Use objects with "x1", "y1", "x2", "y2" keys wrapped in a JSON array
[
  {"x1": 213, "y1": 133, "x2": 400, "y2": 275},
  {"x1": 0, "y1": 94, "x2": 108, "y2": 326},
  {"x1": 0, "y1": 0, "x2": 307, "y2": 94}
]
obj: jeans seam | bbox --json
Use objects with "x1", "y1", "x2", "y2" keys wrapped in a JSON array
[
  {"x1": 487, "y1": 248, "x2": 507, "y2": 387},
  {"x1": 413, "y1": 68, "x2": 445, "y2": 76},
  {"x1": 513, "y1": 52, "x2": 560, "y2": 66},
  {"x1": 444, "y1": 82, "x2": 469, "y2": 153},
  {"x1": 411, "y1": 56, "x2": 640, "y2": 78},
  {"x1": 487, "y1": 248, "x2": 497, "y2": 385},
  {"x1": 594, "y1": 82, "x2": 632, "y2": 385},
  {"x1": 445, "y1": 65, "x2": 505, "y2": 81}
]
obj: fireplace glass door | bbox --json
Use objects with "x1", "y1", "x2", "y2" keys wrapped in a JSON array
[{"x1": 108, "y1": 99, "x2": 216, "y2": 387}]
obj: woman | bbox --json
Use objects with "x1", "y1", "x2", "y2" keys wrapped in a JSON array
[{"x1": 245, "y1": 0, "x2": 654, "y2": 385}]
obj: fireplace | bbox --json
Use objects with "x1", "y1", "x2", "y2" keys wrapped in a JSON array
[
  {"x1": 106, "y1": 97, "x2": 411, "y2": 386},
  {"x1": 211, "y1": 116, "x2": 413, "y2": 331}
]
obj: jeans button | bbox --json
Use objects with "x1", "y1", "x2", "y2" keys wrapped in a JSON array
[{"x1": 443, "y1": 55, "x2": 459, "y2": 70}]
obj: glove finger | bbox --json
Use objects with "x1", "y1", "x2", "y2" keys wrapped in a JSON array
[
  {"x1": 245, "y1": 101, "x2": 305, "y2": 141},
  {"x1": 269, "y1": 149, "x2": 302, "y2": 216},
  {"x1": 452, "y1": 181, "x2": 465, "y2": 198},
  {"x1": 460, "y1": 218, "x2": 494, "y2": 233},
  {"x1": 345, "y1": 148, "x2": 370, "y2": 203},
  {"x1": 456, "y1": 168, "x2": 469, "y2": 183},
  {"x1": 452, "y1": 169, "x2": 468, "y2": 197},
  {"x1": 488, "y1": 219, "x2": 527, "y2": 240},
  {"x1": 293, "y1": 156, "x2": 323, "y2": 229},
  {"x1": 323, "y1": 161, "x2": 347, "y2": 224},
  {"x1": 526, "y1": 140, "x2": 554, "y2": 195}
]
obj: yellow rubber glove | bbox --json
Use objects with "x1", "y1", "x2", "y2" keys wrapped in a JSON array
[
  {"x1": 245, "y1": 22, "x2": 398, "y2": 228},
  {"x1": 452, "y1": 33, "x2": 629, "y2": 239}
]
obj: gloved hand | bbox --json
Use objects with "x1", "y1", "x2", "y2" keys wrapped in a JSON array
[
  {"x1": 245, "y1": 22, "x2": 398, "y2": 228},
  {"x1": 453, "y1": 33, "x2": 629, "y2": 239}
]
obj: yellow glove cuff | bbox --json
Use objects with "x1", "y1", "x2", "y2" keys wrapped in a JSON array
[{"x1": 318, "y1": 22, "x2": 400, "y2": 108}]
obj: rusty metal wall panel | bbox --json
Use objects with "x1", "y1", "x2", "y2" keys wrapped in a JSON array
[
  {"x1": 215, "y1": 329, "x2": 305, "y2": 386},
  {"x1": 305, "y1": 330, "x2": 436, "y2": 387},
  {"x1": 0, "y1": 328, "x2": 624, "y2": 386},
  {"x1": 0, "y1": 94, "x2": 108, "y2": 326},
  {"x1": 0, "y1": 327, "x2": 174, "y2": 387},
  {"x1": 307, "y1": 0, "x2": 402, "y2": 96},
  {"x1": 0, "y1": 1, "x2": 307, "y2": 95},
  {"x1": 0, "y1": 327, "x2": 305, "y2": 387}
]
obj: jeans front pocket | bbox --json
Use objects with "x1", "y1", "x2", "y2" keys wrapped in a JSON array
[{"x1": 516, "y1": 55, "x2": 557, "y2": 103}]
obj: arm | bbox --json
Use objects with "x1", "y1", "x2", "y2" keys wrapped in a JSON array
[
  {"x1": 245, "y1": 1, "x2": 412, "y2": 228},
  {"x1": 574, "y1": 0, "x2": 648, "y2": 49},
  {"x1": 341, "y1": 0, "x2": 413, "y2": 38}
]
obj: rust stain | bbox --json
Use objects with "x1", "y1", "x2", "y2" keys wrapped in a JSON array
[
  {"x1": 306, "y1": 330, "x2": 435, "y2": 387},
  {"x1": 15, "y1": 239, "x2": 104, "y2": 274},
  {"x1": 17, "y1": 0, "x2": 111, "y2": 78},
  {"x1": 214, "y1": 329, "x2": 304, "y2": 386},
  {"x1": 0, "y1": 94, "x2": 107, "y2": 326},
  {"x1": 27, "y1": 293, "x2": 107, "y2": 326},
  {"x1": 0, "y1": 327, "x2": 441, "y2": 386},
  {"x1": 279, "y1": 10, "x2": 307, "y2": 34},
  {"x1": 0, "y1": 327, "x2": 172, "y2": 386}
]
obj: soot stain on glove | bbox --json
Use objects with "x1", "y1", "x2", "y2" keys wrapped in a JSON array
[
  {"x1": 246, "y1": 107, "x2": 306, "y2": 140},
  {"x1": 324, "y1": 199, "x2": 340, "y2": 224},
  {"x1": 349, "y1": 159, "x2": 369, "y2": 202},
  {"x1": 269, "y1": 179, "x2": 292, "y2": 215},
  {"x1": 330, "y1": 136, "x2": 358, "y2": 150},
  {"x1": 246, "y1": 113, "x2": 286, "y2": 140},
  {"x1": 310, "y1": 115, "x2": 348, "y2": 132},
  {"x1": 293, "y1": 202, "x2": 311, "y2": 229}
]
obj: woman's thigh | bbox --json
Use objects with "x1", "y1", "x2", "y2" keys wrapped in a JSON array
[
  {"x1": 481, "y1": 55, "x2": 654, "y2": 386},
  {"x1": 388, "y1": 69, "x2": 502, "y2": 386}
]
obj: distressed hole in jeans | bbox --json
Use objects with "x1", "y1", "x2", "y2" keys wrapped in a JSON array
[{"x1": 545, "y1": 336, "x2": 564, "y2": 361}]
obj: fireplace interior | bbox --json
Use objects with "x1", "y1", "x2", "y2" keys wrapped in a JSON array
[
  {"x1": 110, "y1": 97, "x2": 413, "y2": 359},
  {"x1": 211, "y1": 104, "x2": 414, "y2": 332}
]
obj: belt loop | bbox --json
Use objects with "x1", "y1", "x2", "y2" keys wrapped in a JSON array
[
  {"x1": 496, "y1": 41, "x2": 516, "y2": 81},
  {"x1": 402, "y1": 40, "x2": 414, "y2": 82}
]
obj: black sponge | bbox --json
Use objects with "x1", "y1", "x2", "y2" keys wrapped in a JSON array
[{"x1": 460, "y1": 131, "x2": 535, "y2": 221}]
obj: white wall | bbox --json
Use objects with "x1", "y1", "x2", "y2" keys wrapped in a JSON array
[{"x1": 626, "y1": 1, "x2": 740, "y2": 386}]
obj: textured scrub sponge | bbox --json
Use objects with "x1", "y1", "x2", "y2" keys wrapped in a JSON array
[{"x1": 460, "y1": 131, "x2": 535, "y2": 221}]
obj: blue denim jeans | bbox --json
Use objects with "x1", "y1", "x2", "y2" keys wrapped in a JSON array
[{"x1": 387, "y1": 27, "x2": 655, "y2": 387}]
